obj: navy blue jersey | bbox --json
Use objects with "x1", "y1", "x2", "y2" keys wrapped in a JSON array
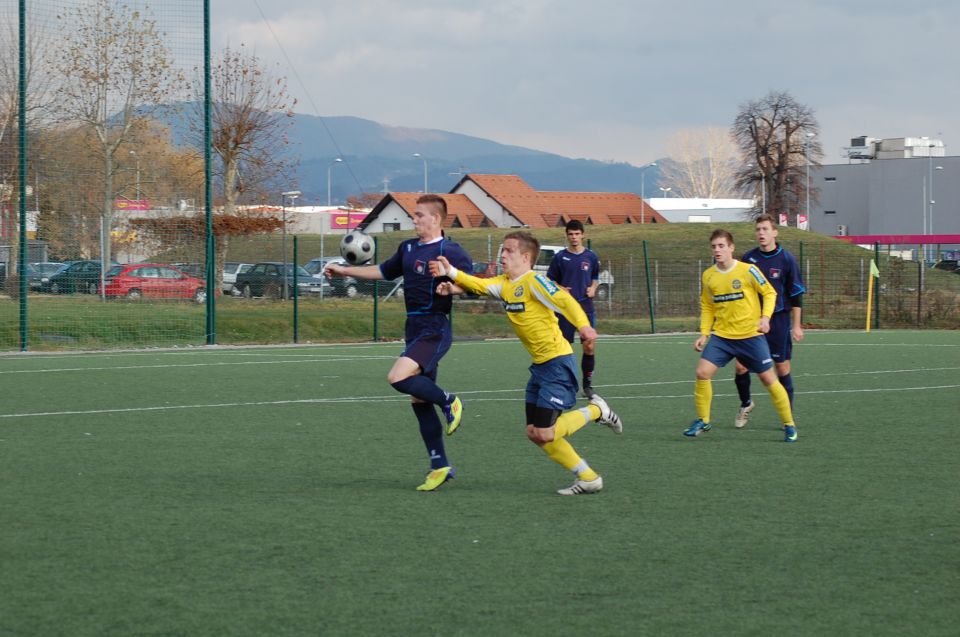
[
  {"x1": 546, "y1": 248, "x2": 600, "y2": 313},
  {"x1": 379, "y1": 237, "x2": 472, "y2": 316},
  {"x1": 741, "y1": 245, "x2": 805, "y2": 315}
]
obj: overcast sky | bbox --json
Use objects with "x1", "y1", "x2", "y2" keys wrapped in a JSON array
[{"x1": 211, "y1": 0, "x2": 960, "y2": 166}]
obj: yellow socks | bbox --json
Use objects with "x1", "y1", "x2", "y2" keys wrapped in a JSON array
[
  {"x1": 765, "y1": 380, "x2": 795, "y2": 426},
  {"x1": 694, "y1": 379, "x2": 712, "y2": 423},
  {"x1": 541, "y1": 406, "x2": 600, "y2": 480},
  {"x1": 553, "y1": 406, "x2": 596, "y2": 438}
]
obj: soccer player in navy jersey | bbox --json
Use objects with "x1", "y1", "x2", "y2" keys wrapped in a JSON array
[
  {"x1": 732, "y1": 214, "x2": 806, "y2": 429},
  {"x1": 547, "y1": 220, "x2": 601, "y2": 396},
  {"x1": 429, "y1": 231, "x2": 624, "y2": 495},
  {"x1": 324, "y1": 194, "x2": 473, "y2": 491},
  {"x1": 684, "y1": 228, "x2": 798, "y2": 442}
]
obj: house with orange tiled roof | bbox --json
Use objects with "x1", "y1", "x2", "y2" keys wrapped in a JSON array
[
  {"x1": 360, "y1": 174, "x2": 667, "y2": 231},
  {"x1": 363, "y1": 193, "x2": 489, "y2": 233}
]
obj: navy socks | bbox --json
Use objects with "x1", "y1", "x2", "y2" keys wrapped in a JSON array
[
  {"x1": 734, "y1": 372, "x2": 752, "y2": 406},
  {"x1": 391, "y1": 375, "x2": 449, "y2": 406},
  {"x1": 411, "y1": 403, "x2": 448, "y2": 469}
]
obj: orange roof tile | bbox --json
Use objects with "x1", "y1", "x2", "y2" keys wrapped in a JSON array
[{"x1": 460, "y1": 174, "x2": 668, "y2": 226}]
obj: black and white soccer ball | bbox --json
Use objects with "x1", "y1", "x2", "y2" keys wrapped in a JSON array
[{"x1": 340, "y1": 230, "x2": 375, "y2": 265}]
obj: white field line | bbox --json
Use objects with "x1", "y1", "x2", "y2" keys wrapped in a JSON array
[
  {"x1": 0, "y1": 356, "x2": 395, "y2": 375},
  {"x1": 0, "y1": 374, "x2": 956, "y2": 420}
]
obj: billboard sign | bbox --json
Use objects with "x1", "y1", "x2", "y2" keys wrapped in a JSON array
[
  {"x1": 114, "y1": 199, "x2": 151, "y2": 211},
  {"x1": 330, "y1": 211, "x2": 367, "y2": 229}
]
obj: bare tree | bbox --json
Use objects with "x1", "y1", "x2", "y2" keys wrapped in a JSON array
[
  {"x1": 731, "y1": 90, "x2": 823, "y2": 221},
  {"x1": 0, "y1": 18, "x2": 58, "y2": 293},
  {"x1": 200, "y1": 44, "x2": 296, "y2": 216},
  {"x1": 53, "y1": 0, "x2": 185, "y2": 277},
  {"x1": 657, "y1": 127, "x2": 741, "y2": 198},
  {"x1": 190, "y1": 44, "x2": 296, "y2": 288}
]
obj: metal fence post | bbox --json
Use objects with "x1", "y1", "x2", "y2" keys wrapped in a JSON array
[
  {"x1": 293, "y1": 236, "x2": 299, "y2": 343},
  {"x1": 642, "y1": 240, "x2": 656, "y2": 333},
  {"x1": 373, "y1": 236, "x2": 379, "y2": 342},
  {"x1": 873, "y1": 242, "x2": 880, "y2": 330}
]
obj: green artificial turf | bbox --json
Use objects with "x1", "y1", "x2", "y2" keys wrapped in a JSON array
[{"x1": 0, "y1": 330, "x2": 957, "y2": 635}]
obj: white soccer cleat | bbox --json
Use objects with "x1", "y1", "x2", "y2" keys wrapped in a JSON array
[
  {"x1": 734, "y1": 400, "x2": 755, "y2": 429},
  {"x1": 557, "y1": 476, "x2": 603, "y2": 496},
  {"x1": 589, "y1": 394, "x2": 623, "y2": 434}
]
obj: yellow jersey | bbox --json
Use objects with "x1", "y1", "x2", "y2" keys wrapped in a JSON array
[
  {"x1": 700, "y1": 260, "x2": 777, "y2": 339},
  {"x1": 452, "y1": 268, "x2": 590, "y2": 364}
]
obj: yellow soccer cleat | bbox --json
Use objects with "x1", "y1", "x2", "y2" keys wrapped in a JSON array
[
  {"x1": 416, "y1": 466, "x2": 455, "y2": 492},
  {"x1": 442, "y1": 396, "x2": 464, "y2": 435}
]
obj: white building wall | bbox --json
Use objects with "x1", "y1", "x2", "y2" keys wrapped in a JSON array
[
  {"x1": 363, "y1": 202, "x2": 414, "y2": 233},
  {"x1": 452, "y1": 181, "x2": 519, "y2": 227}
]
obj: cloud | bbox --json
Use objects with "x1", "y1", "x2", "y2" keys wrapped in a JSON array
[{"x1": 212, "y1": 0, "x2": 960, "y2": 165}]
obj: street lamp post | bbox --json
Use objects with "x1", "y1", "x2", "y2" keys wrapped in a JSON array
[
  {"x1": 640, "y1": 162, "x2": 657, "y2": 224},
  {"x1": 413, "y1": 152, "x2": 428, "y2": 193},
  {"x1": 281, "y1": 190, "x2": 301, "y2": 300},
  {"x1": 129, "y1": 150, "x2": 140, "y2": 202},
  {"x1": 804, "y1": 132, "x2": 815, "y2": 225},
  {"x1": 659, "y1": 187, "x2": 671, "y2": 198},
  {"x1": 327, "y1": 157, "x2": 343, "y2": 206}
]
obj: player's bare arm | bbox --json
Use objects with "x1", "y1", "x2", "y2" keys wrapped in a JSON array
[
  {"x1": 435, "y1": 281, "x2": 465, "y2": 296},
  {"x1": 758, "y1": 316, "x2": 771, "y2": 334},
  {"x1": 578, "y1": 325, "x2": 597, "y2": 345},
  {"x1": 428, "y1": 256, "x2": 456, "y2": 278},
  {"x1": 324, "y1": 263, "x2": 383, "y2": 280}
]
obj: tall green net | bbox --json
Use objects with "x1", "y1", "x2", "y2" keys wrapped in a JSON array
[{"x1": 1, "y1": 0, "x2": 207, "y2": 350}]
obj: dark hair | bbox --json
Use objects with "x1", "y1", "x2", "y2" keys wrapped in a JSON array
[
  {"x1": 504, "y1": 230, "x2": 540, "y2": 265},
  {"x1": 565, "y1": 219, "x2": 585, "y2": 233},
  {"x1": 416, "y1": 194, "x2": 447, "y2": 220},
  {"x1": 755, "y1": 213, "x2": 777, "y2": 227},
  {"x1": 709, "y1": 228, "x2": 734, "y2": 245}
]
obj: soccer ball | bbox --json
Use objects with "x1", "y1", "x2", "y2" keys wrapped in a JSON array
[{"x1": 340, "y1": 230, "x2": 375, "y2": 265}]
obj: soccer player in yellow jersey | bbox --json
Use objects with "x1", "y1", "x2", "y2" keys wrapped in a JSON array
[
  {"x1": 683, "y1": 229, "x2": 798, "y2": 442},
  {"x1": 429, "y1": 231, "x2": 624, "y2": 495}
]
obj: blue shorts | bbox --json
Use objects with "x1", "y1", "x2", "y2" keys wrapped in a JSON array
[
  {"x1": 702, "y1": 334, "x2": 773, "y2": 374},
  {"x1": 525, "y1": 355, "x2": 579, "y2": 411},
  {"x1": 557, "y1": 308, "x2": 595, "y2": 343},
  {"x1": 765, "y1": 312, "x2": 793, "y2": 362},
  {"x1": 402, "y1": 314, "x2": 452, "y2": 380}
]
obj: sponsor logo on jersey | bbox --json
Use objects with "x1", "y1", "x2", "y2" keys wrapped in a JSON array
[
  {"x1": 504, "y1": 302, "x2": 525, "y2": 312},
  {"x1": 713, "y1": 292, "x2": 745, "y2": 302},
  {"x1": 534, "y1": 273, "x2": 559, "y2": 295},
  {"x1": 414, "y1": 260, "x2": 426, "y2": 275},
  {"x1": 748, "y1": 266, "x2": 766, "y2": 285},
  {"x1": 732, "y1": 279, "x2": 742, "y2": 290},
  {"x1": 769, "y1": 268, "x2": 781, "y2": 279}
]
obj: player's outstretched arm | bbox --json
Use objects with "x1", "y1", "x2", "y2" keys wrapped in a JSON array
[
  {"x1": 435, "y1": 281, "x2": 465, "y2": 296},
  {"x1": 324, "y1": 263, "x2": 383, "y2": 280},
  {"x1": 578, "y1": 325, "x2": 597, "y2": 346}
]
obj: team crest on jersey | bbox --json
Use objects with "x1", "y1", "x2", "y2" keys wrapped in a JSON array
[
  {"x1": 732, "y1": 279, "x2": 742, "y2": 290},
  {"x1": 769, "y1": 268, "x2": 781, "y2": 279},
  {"x1": 414, "y1": 260, "x2": 426, "y2": 275},
  {"x1": 580, "y1": 262, "x2": 590, "y2": 271},
  {"x1": 514, "y1": 286, "x2": 525, "y2": 298},
  {"x1": 534, "y1": 273, "x2": 559, "y2": 295}
]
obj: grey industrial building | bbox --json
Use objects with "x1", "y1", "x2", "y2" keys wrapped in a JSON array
[{"x1": 809, "y1": 137, "x2": 958, "y2": 252}]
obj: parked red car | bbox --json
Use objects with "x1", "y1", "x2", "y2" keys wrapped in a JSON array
[{"x1": 102, "y1": 264, "x2": 207, "y2": 303}]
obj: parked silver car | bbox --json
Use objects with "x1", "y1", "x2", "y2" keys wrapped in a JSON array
[{"x1": 223, "y1": 262, "x2": 253, "y2": 293}]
